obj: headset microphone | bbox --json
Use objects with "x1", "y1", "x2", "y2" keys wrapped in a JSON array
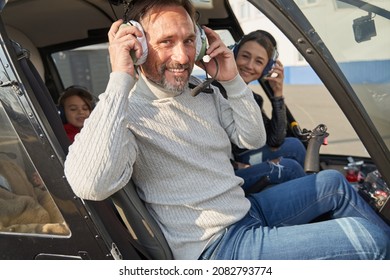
[
  {"x1": 191, "y1": 57, "x2": 219, "y2": 97},
  {"x1": 190, "y1": 77, "x2": 215, "y2": 97}
]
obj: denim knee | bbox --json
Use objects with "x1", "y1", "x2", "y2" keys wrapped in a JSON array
[
  {"x1": 316, "y1": 169, "x2": 348, "y2": 190},
  {"x1": 346, "y1": 217, "x2": 390, "y2": 260}
]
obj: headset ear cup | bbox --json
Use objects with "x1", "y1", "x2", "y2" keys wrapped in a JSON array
[
  {"x1": 126, "y1": 20, "x2": 148, "y2": 65},
  {"x1": 58, "y1": 106, "x2": 67, "y2": 124},
  {"x1": 195, "y1": 24, "x2": 207, "y2": 61}
]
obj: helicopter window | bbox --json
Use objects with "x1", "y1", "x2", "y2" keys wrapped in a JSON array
[
  {"x1": 229, "y1": 1, "x2": 369, "y2": 157},
  {"x1": 52, "y1": 43, "x2": 111, "y2": 100},
  {"x1": 0, "y1": 103, "x2": 70, "y2": 237}
]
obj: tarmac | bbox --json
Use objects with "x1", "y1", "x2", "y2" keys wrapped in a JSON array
[{"x1": 250, "y1": 84, "x2": 370, "y2": 158}]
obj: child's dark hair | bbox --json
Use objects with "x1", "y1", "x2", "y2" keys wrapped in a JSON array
[{"x1": 58, "y1": 86, "x2": 95, "y2": 111}]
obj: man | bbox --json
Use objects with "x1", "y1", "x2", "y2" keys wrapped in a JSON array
[{"x1": 65, "y1": 0, "x2": 390, "y2": 260}]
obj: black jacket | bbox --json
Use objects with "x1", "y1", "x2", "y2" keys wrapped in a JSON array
[{"x1": 253, "y1": 92, "x2": 287, "y2": 148}]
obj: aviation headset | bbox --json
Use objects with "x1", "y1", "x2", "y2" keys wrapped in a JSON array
[
  {"x1": 57, "y1": 86, "x2": 96, "y2": 124},
  {"x1": 121, "y1": 20, "x2": 207, "y2": 65},
  {"x1": 114, "y1": 0, "x2": 212, "y2": 96},
  {"x1": 119, "y1": 0, "x2": 208, "y2": 65},
  {"x1": 232, "y1": 30, "x2": 278, "y2": 78}
]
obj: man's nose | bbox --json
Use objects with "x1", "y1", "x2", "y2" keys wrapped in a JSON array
[{"x1": 171, "y1": 43, "x2": 190, "y2": 64}]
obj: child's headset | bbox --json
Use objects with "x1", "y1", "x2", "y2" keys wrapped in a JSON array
[
  {"x1": 57, "y1": 86, "x2": 96, "y2": 124},
  {"x1": 232, "y1": 30, "x2": 278, "y2": 79},
  {"x1": 121, "y1": 20, "x2": 208, "y2": 65}
]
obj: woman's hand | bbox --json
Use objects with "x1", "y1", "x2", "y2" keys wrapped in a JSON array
[{"x1": 263, "y1": 60, "x2": 284, "y2": 97}]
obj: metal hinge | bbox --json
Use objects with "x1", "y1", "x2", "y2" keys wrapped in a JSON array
[
  {"x1": 110, "y1": 242, "x2": 123, "y2": 260},
  {"x1": 0, "y1": 80, "x2": 18, "y2": 87}
]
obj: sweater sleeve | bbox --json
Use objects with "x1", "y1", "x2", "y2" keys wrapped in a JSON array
[
  {"x1": 216, "y1": 75, "x2": 266, "y2": 150},
  {"x1": 64, "y1": 72, "x2": 138, "y2": 201}
]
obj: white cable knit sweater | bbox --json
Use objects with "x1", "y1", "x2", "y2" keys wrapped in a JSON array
[{"x1": 64, "y1": 72, "x2": 265, "y2": 259}]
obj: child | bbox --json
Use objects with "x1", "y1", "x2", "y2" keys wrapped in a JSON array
[{"x1": 57, "y1": 86, "x2": 95, "y2": 143}]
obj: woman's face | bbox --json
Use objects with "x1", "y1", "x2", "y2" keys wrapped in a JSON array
[
  {"x1": 235, "y1": 40, "x2": 269, "y2": 84},
  {"x1": 64, "y1": 95, "x2": 91, "y2": 128}
]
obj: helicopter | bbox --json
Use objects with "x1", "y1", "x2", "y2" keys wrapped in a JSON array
[{"x1": 0, "y1": 0, "x2": 389, "y2": 260}]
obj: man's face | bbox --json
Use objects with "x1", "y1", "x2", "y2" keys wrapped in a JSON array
[{"x1": 140, "y1": 6, "x2": 196, "y2": 93}]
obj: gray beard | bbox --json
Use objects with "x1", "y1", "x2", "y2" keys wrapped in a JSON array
[
  {"x1": 162, "y1": 76, "x2": 187, "y2": 93},
  {"x1": 157, "y1": 63, "x2": 192, "y2": 93}
]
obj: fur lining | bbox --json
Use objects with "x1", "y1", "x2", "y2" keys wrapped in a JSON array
[{"x1": 0, "y1": 160, "x2": 69, "y2": 235}]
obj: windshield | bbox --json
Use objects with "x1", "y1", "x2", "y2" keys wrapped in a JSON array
[
  {"x1": 293, "y1": 0, "x2": 390, "y2": 151},
  {"x1": 233, "y1": 0, "x2": 389, "y2": 157}
]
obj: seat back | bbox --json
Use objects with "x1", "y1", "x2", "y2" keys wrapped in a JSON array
[
  {"x1": 110, "y1": 180, "x2": 173, "y2": 260},
  {"x1": 6, "y1": 25, "x2": 45, "y2": 81},
  {"x1": 10, "y1": 39, "x2": 70, "y2": 154}
]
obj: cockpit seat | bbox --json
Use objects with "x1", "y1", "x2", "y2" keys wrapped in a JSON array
[
  {"x1": 6, "y1": 25, "x2": 45, "y2": 81},
  {"x1": 110, "y1": 180, "x2": 173, "y2": 260}
]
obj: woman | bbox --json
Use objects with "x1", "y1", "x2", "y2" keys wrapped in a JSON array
[
  {"x1": 57, "y1": 86, "x2": 95, "y2": 143},
  {"x1": 216, "y1": 30, "x2": 307, "y2": 192},
  {"x1": 234, "y1": 30, "x2": 306, "y2": 165}
]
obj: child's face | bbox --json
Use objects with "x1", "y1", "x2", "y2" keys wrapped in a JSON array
[{"x1": 64, "y1": 95, "x2": 91, "y2": 128}]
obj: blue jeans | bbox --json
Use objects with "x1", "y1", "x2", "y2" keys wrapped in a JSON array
[
  {"x1": 235, "y1": 157, "x2": 306, "y2": 191},
  {"x1": 199, "y1": 170, "x2": 390, "y2": 260},
  {"x1": 236, "y1": 137, "x2": 307, "y2": 167}
]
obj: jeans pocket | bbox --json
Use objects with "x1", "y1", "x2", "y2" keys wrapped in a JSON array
[{"x1": 198, "y1": 229, "x2": 226, "y2": 260}]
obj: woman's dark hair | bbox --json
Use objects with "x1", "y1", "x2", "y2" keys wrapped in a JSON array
[
  {"x1": 234, "y1": 30, "x2": 277, "y2": 60},
  {"x1": 58, "y1": 86, "x2": 95, "y2": 111}
]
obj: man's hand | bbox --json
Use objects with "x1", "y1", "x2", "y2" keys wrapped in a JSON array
[
  {"x1": 107, "y1": 19, "x2": 145, "y2": 77},
  {"x1": 196, "y1": 26, "x2": 238, "y2": 82}
]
